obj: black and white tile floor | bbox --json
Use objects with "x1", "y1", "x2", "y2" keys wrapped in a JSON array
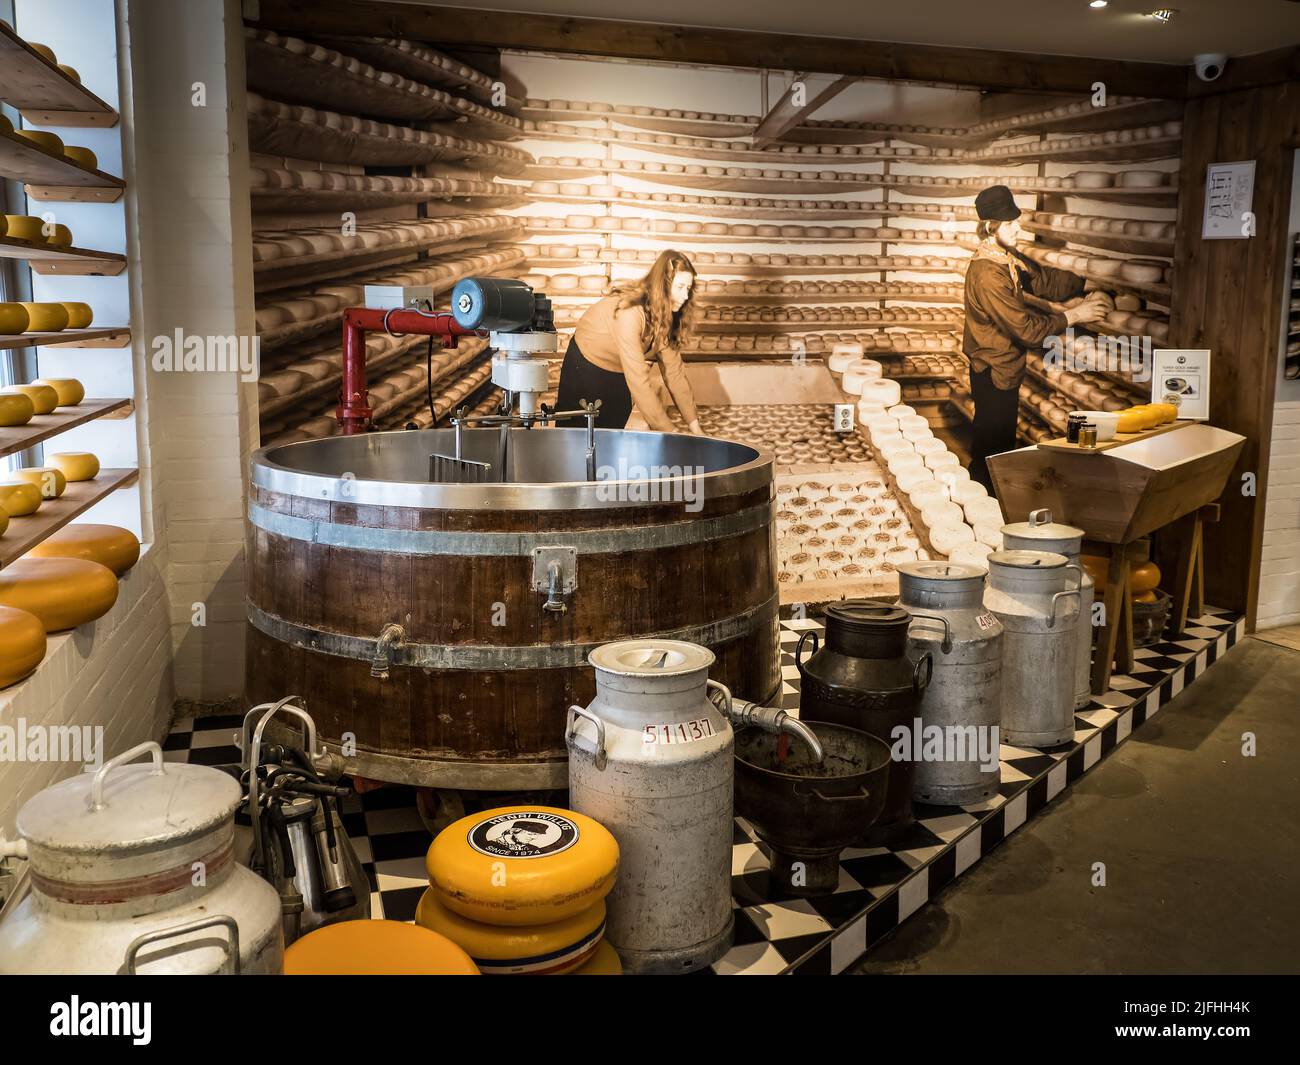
[{"x1": 164, "y1": 606, "x2": 1243, "y2": 976}]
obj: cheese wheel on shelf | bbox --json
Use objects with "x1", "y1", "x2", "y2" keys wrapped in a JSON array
[
  {"x1": 48, "y1": 452, "x2": 100, "y2": 482},
  {"x1": 63, "y1": 145, "x2": 97, "y2": 170},
  {"x1": 3, "y1": 215, "x2": 44, "y2": 242},
  {"x1": 15, "y1": 129, "x2": 63, "y2": 154},
  {"x1": 566, "y1": 938, "x2": 622, "y2": 975},
  {"x1": 58, "y1": 302, "x2": 93, "y2": 328},
  {"x1": 284, "y1": 920, "x2": 479, "y2": 976},
  {"x1": 416, "y1": 888, "x2": 605, "y2": 975},
  {"x1": 32, "y1": 378, "x2": 84, "y2": 406},
  {"x1": 3, "y1": 384, "x2": 57, "y2": 415},
  {"x1": 12, "y1": 466, "x2": 66, "y2": 499},
  {"x1": 0, "y1": 391, "x2": 35, "y2": 427},
  {"x1": 0, "y1": 558, "x2": 119, "y2": 632},
  {"x1": 0, "y1": 605, "x2": 45, "y2": 689},
  {"x1": 47, "y1": 224, "x2": 72, "y2": 247},
  {"x1": 426, "y1": 806, "x2": 619, "y2": 927},
  {"x1": 0, "y1": 482, "x2": 42, "y2": 517},
  {"x1": 0, "y1": 302, "x2": 30, "y2": 335},
  {"x1": 20, "y1": 303, "x2": 69, "y2": 332}
]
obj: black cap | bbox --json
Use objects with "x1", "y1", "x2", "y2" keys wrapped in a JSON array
[{"x1": 975, "y1": 184, "x2": 1021, "y2": 222}]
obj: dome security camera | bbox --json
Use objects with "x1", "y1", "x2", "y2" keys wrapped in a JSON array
[{"x1": 1194, "y1": 53, "x2": 1228, "y2": 82}]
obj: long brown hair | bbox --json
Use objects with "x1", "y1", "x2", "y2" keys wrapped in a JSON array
[{"x1": 614, "y1": 249, "x2": 697, "y2": 353}]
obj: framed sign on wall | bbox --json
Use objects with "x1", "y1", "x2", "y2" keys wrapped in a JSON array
[
  {"x1": 1202, "y1": 160, "x2": 1256, "y2": 240},
  {"x1": 1152, "y1": 349, "x2": 1212, "y2": 420}
]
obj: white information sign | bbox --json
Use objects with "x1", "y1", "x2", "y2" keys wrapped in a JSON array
[
  {"x1": 1152, "y1": 349, "x2": 1212, "y2": 420},
  {"x1": 1202, "y1": 160, "x2": 1256, "y2": 239}
]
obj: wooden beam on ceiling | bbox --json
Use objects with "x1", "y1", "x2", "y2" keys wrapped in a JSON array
[
  {"x1": 752, "y1": 74, "x2": 857, "y2": 148},
  {"x1": 247, "y1": 0, "x2": 1188, "y2": 99}
]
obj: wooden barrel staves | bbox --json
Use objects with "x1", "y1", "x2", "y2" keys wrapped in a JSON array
[{"x1": 245, "y1": 426, "x2": 780, "y2": 790}]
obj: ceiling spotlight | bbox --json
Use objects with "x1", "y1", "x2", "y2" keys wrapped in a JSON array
[
  {"x1": 1089, "y1": 1, "x2": 1108, "y2": 8},
  {"x1": 1147, "y1": 8, "x2": 1178, "y2": 21}
]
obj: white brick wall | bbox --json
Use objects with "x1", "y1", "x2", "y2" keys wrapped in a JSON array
[{"x1": 1259, "y1": 398, "x2": 1300, "y2": 628}]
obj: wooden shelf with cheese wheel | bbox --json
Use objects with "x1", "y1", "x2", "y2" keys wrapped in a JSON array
[
  {"x1": 0, "y1": 233, "x2": 126, "y2": 275},
  {"x1": 0, "y1": 467, "x2": 139, "y2": 570},
  {"x1": 0, "y1": 125, "x2": 124, "y2": 202},
  {"x1": 0, "y1": 397, "x2": 132, "y2": 459},
  {"x1": 0, "y1": 22, "x2": 118, "y2": 127}
]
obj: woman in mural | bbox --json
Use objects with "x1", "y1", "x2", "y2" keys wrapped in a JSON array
[
  {"x1": 962, "y1": 185, "x2": 1111, "y2": 488},
  {"x1": 556, "y1": 249, "x2": 704, "y2": 433}
]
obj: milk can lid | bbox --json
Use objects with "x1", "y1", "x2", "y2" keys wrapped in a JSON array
[
  {"x1": 896, "y1": 561, "x2": 984, "y2": 583},
  {"x1": 824, "y1": 601, "x2": 911, "y2": 635},
  {"x1": 588, "y1": 638, "x2": 716, "y2": 678},
  {"x1": 17, "y1": 742, "x2": 241, "y2": 852},
  {"x1": 1000, "y1": 508, "x2": 1084, "y2": 543}
]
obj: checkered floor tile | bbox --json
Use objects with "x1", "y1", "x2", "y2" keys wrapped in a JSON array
[{"x1": 168, "y1": 607, "x2": 1243, "y2": 975}]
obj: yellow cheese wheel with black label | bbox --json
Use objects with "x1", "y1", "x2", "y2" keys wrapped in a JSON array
[
  {"x1": 0, "y1": 558, "x2": 119, "y2": 632},
  {"x1": 284, "y1": 920, "x2": 479, "y2": 975},
  {"x1": 30, "y1": 524, "x2": 140, "y2": 575},
  {"x1": 48, "y1": 452, "x2": 99, "y2": 482},
  {"x1": 12, "y1": 466, "x2": 66, "y2": 499},
  {"x1": 567, "y1": 939, "x2": 622, "y2": 976},
  {"x1": 426, "y1": 806, "x2": 619, "y2": 927},
  {"x1": 416, "y1": 888, "x2": 605, "y2": 975},
  {"x1": 0, "y1": 482, "x2": 42, "y2": 517},
  {"x1": 0, "y1": 605, "x2": 46, "y2": 689}
]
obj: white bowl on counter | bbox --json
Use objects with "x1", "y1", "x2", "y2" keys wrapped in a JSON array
[{"x1": 1070, "y1": 409, "x2": 1120, "y2": 441}]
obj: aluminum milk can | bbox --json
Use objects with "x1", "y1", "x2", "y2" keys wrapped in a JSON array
[
  {"x1": 566, "y1": 639, "x2": 733, "y2": 974},
  {"x1": 0, "y1": 742, "x2": 283, "y2": 974},
  {"x1": 984, "y1": 551, "x2": 1084, "y2": 748},
  {"x1": 897, "y1": 562, "x2": 1004, "y2": 806},
  {"x1": 796, "y1": 602, "x2": 932, "y2": 845},
  {"x1": 1002, "y1": 509, "x2": 1096, "y2": 710}
]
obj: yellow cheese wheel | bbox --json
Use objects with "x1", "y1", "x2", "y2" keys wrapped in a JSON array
[
  {"x1": 28, "y1": 43, "x2": 56, "y2": 64},
  {"x1": 1150, "y1": 403, "x2": 1177, "y2": 424},
  {"x1": 3, "y1": 215, "x2": 45, "y2": 242},
  {"x1": 284, "y1": 920, "x2": 479, "y2": 976},
  {"x1": 0, "y1": 605, "x2": 46, "y2": 689},
  {"x1": 0, "y1": 482, "x2": 42, "y2": 517},
  {"x1": 1116, "y1": 409, "x2": 1145, "y2": 434},
  {"x1": 1130, "y1": 560, "x2": 1161, "y2": 594},
  {"x1": 416, "y1": 888, "x2": 605, "y2": 974},
  {"x1": 0, "y1": 303, "x2": 29, "y2": 335},
  {"x1": 15, "y1": 129, "x2": 63, "y2": 154},
  {"x1": 48, "y1": 452, "x2": 99, "y2": 482},
  {"x1": 63, "y1": 145, "x2": 97, "y2": 170},
  {"x1": 20, "y1": 303, "x2": 69, "y2": 332},
  {"x1": 0, "y1": 557, "x2": 119, "y2": 632},
  {"x1": 29, "y1": 524, "x2": 140, "y2": 575},
  {"x1": 33, "y1": 378, "x2": 83, "y2": 406},
  {"x1": 47, "y1": 223, "x2": 72, "y2": 247},
  {"x1": 567, "y1": 939, "x2": 622, "y2": 975},
  {"x1": 0, "y1": 391, "x2": 35, "y2": 427},
  {"x1": 2, "y1": 384, "x2": 58, "y2": 415},
  {"x1": 59, "y1": 302, "x2": 93, "y2": 329},
  {"x1": 0, "y1": 508, "x2": 6, "y2": 536},
  {"x1": 1134, "y1": 590, "x2": 1157, "y2": 604},
  {"x1": 427, "y1": 806, "x2": 619, "y2": 927},
  {"x1": 58, "y1": 64, "x2": 80, "y2": 83},
  {"x1": 12, "y1": 467, "x2": 66, "y2": 499}
]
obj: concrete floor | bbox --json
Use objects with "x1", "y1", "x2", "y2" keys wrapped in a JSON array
[{"x1": 852, "y1": 636, "x2": 1300, "y2": 974}]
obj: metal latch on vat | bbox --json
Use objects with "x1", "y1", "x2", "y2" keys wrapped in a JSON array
[{"x1": 532, "y1": 547, "x2": 577, "y2": 614}]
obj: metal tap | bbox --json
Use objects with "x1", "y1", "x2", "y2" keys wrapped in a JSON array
[
  {"x1": 371, "y1": 623, "x2": 406, "y2": 678},
  {"x1": 543, "y1": 560, "x2": 567, "y2": 614},
  {"x1": 707, "y1": 685, "x2": 825, "y2": 762}
]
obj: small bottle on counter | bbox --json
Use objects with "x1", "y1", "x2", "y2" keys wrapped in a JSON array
[{"x1": 1078, "y1": 423, "x2": 1098, "y2": 448}]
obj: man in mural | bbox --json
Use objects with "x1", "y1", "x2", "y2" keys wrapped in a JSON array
[{"x1": 962, "y1": 184, "x2": 1111, "y2": 488}]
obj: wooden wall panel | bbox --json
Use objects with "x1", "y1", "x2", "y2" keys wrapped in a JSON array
[{"x1": 1170, "y1": 83, "x2": 1300, "y2": 625}]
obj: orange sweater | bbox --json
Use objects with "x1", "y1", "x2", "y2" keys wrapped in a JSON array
[{"x1": 573, "y1": 295, "x2": 698, "y2": 431}]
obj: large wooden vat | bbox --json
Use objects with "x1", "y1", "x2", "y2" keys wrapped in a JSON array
[{"x1": 245, "y1": 426, "x2": 779, "y2": 789}]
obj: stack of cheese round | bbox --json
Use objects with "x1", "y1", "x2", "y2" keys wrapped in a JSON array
[
  {"x1": 423, "y1": 806, "x2": 620, "y2": 975},
  {"x1": 284, "y1": 920, "x2": 479, "y2": 975},
  {"x1": 2, "y1": 383, "x2": 58, "y2": 415},
  {"x1": 0, "y1": 604, "x2": 46, "y2": 689},
  {"x1": 0, "y1": 557, "x2": 119, "y2": 632},
  {"x1": 0, "y1": 482, "x2": 42, "y2": 517},
  {"x1": 30, "y1": 524, "x2": 139, "y2": 575}
]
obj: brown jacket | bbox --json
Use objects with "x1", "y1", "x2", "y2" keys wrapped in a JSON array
[
  {"x1": 962, "y1": 249, "x2": 1085, "y2": 389},
  {"x1": 574, "y1": 295, "x2": 697, "y2": 430}
]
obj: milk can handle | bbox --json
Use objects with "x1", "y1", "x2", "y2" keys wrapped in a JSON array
[
  {"x1": 705, "y1": 679, "x2": 733, "y2": 720},
  {"x1": 907, "y1": 610, "x2": 953, "y2": 654},
  {"x1": 566, "y1": 705, "x2": 607, "y2": 771},
  {"x1": 124, "y1": 915, "x2": 241, "y2": 975},
  {"x1": 795, "y1": 631, "x2": 819, "y2": 675},
  {"x1": 1048, "y1": 588, "x2": 1083, "y2": 629},
  {"x1": 89, "y1": 741, "x2": 164, "y2": 811},
  {"x1": 1028, "y1": 508, "x2": 1053, "y2": 527},
  {"x1": 912, "y1": 652, "x2": 933, "y2": 693}
]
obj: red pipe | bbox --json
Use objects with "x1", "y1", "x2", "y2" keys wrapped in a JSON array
[{"x1": 337, "y1": 307, "x2": 482, "y2": 435}]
